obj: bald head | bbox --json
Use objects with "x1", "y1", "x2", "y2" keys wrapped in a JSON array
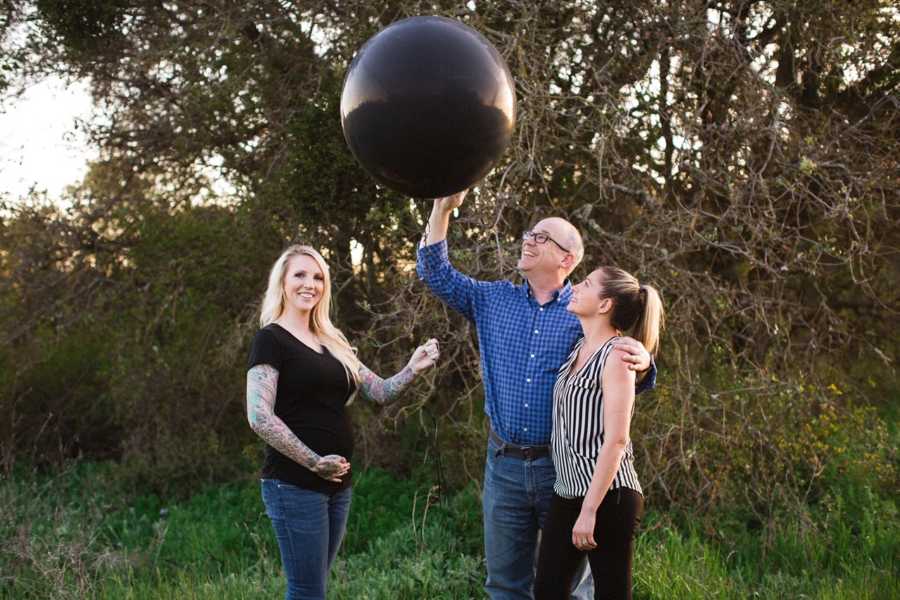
[{"x1": 534, "y1": 217, "x2": 584, "y2": 275}]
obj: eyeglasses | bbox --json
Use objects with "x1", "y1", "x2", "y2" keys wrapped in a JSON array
[{"x1": 522, "y1": 230, "x2": 571, "y2": 253}]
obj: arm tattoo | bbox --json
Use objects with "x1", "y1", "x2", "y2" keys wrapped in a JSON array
[
  {"x1": 246, "y1": 364, "x2": 321, "y2": 470},
  {"x1": 358, "y1": 364, "x2": 416, "y2": 405}
]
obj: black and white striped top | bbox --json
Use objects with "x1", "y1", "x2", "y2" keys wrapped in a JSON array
[{"x1": 551, "y1": 336, "x2": 642, "y2": 499}]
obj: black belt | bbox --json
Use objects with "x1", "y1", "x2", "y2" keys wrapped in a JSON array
[{"x1": 489, "y1": 428, "x2": 550, "y2": 460}]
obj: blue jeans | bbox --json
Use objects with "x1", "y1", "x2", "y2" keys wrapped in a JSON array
[
  {"x1": 261, "y1": 479, "x2": 352, "y2": 600},
  {"x1": 485, "y1": 435, "x2": 595, "y2": 599},
  {"x1": 483, "y1": 437, "x2": 594, "y2": 600}
]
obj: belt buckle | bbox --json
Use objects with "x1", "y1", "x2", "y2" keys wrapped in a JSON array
[{"x1": 522, "y1": 446, "x2": 535, "y2": 460}]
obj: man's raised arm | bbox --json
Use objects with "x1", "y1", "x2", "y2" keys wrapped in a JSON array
[
  {"x1": 425, "y1": 190, "x2": 467, "y2": 245},
  {"x1": 417, "y1": 189, "x2": 493, "y2": 322}
]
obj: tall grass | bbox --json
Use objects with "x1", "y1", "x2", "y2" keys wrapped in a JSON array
[{"x1": 1, "y1": 462, "x2": 896, "y2": 599}]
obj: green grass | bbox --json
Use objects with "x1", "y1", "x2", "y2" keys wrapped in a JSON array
[
  {"x1": 1, "y1": 462, "x2": 896, "y2": 599},
  {"x1": 633, "y1": 511, "x2": 899, "y2": 599}
]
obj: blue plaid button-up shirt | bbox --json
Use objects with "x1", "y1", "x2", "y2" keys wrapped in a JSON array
[{"x1": 417, "y1": 240, "x2": 656, "y2": 446}]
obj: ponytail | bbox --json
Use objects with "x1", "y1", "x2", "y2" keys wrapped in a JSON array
[
  {"x1": 634, "y1": 284, "x2": 664, "y2": 356},
  {"x1": 598, "y1": 267, "x2": 665, "y2": 357}
]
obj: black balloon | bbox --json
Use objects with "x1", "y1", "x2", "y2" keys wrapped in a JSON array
[{"x1": 340, "y1": 16, "x2": 516, "y2": 198}]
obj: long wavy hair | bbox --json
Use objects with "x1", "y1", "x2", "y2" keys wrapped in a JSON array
[{"x1": 259, "y1": 245, "x2": 361, "y2": 389}]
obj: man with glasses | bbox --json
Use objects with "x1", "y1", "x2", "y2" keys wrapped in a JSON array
[{"x1": 416, "y1": 190, "x2": 655, "y2": 600}]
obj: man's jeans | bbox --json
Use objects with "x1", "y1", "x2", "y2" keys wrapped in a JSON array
[
  {"x1": 484, "y1": 436, "x2": 593, "y2": 599},
  {"x1": 261, "y1": 479, "x2": 352, "y2": 600}
]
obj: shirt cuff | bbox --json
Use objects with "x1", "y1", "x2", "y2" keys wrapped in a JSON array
[
  {"x1": 417, "y1": 238, "x2": 449, "y2": 263},
  {"x1": 636, "y1": 358, "x2": 657, "y2": 394}
]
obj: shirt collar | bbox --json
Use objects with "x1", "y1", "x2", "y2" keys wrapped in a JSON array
[{"x1": 523, "y1": 279, "x2": 573, "y2": 305}]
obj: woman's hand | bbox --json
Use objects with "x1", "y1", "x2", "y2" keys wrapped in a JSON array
[
  {"x1": 312, "y1": 454, "x2": 350, "y2": 482},
  {"x1": 572, "y1": 507, "x2": 598, "y2": 551},
  {"x1": 407, "y1": 338, "x2": 440, "y2": 374}
]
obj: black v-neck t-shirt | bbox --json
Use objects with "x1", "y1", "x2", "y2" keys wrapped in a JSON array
[{"x1": 247, "y1": 323, "x2": 356, "y2": 494}]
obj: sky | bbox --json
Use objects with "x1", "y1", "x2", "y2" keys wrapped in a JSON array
[{"x1": 0, "y1": 76, "x2": 96, "y2": 202}]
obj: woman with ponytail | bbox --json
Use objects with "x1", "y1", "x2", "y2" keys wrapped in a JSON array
[
  {"x1": 534, "y1": 266, "x2": 664, "y2": 600},
  {"x1": 246, "y1": 245, "x2": 440, "y2": 600}
]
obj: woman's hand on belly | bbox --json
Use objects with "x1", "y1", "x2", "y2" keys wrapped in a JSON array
[{"x1": 312, "y1": 454, "x2": 350, "y2": 482}]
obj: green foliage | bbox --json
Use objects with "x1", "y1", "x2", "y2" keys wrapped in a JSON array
[
  {"x1": 35, "y1": 0, "x2": 129, "y2": 55},
  {"x1": 2, "y1": 463, "x2": 897, "y2": 599},
  {"x1": 329, "y1": 532, "x2": 483, "y2": 599},
  {"x1": 4, "y1": 321, "x2": 118, "y2": 463},
  {"x1": 633, "y1": 512, "x2": 900, "y2": 599},
  {"x1": 632, "y1": 466, "x2": 900, "y2": 598},
  {"x1": 632, "y1": 362, "x2": 899, "y2": 520},
  {"x1": 0, "y1": 7, "x2": 897, "y2": 595}
]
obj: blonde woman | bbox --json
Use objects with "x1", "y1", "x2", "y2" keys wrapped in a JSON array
[
  {"x1": 534, "y1": 267, "x2": 664, "y2": 600},
  {"x1": 246, "y1": 245, "x2": 439, "y2": 600}
]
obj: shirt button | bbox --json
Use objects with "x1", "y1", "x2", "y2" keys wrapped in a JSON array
[
  {"x1": 523, "y1": 427, "x2": 528, "y2": 432},
  {"x1": 539, "y1": 308, "x2": 544, "y2": 312},
  {"x1": 524, "y1": 403, "x2": 529, "y2": 408},
  {"x1": 530, "y1": 353, "x2": 535, "y2": 358},
  {"x1": 526, "y1": 378, "x2": 531, "y2": 383},
  {"x1": 534, "y1": 329, "x2": 539, "y2": 334}
]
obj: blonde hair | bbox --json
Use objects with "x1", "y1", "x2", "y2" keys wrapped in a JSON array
[
  {"x1": 259, "y1": 245, "x2": 362, "y2": 389},
  {"x1": 597, "y1": 267, "x2": 665, "y2": 356}
]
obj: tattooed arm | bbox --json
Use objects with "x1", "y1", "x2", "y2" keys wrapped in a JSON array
[
  {"x1": 246, "y1": 364, "x2": 349, "y2": 482},
  {"x1": 358, "y1": 339, "x2": 440, "y2": 405},
  {"x1": 358, "y1": 364, "x2": 416, "y2": 405}
]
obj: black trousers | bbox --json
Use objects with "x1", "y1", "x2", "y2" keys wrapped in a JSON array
[{"x1": 534, "y1": 488, "x2": 644, "y2": 600}]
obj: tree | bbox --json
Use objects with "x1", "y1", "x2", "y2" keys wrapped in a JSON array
[{"x1": 1, "y1": 0, "x2": 896, "y2": 506}]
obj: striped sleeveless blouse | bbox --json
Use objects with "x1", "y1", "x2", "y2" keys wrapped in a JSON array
[{"x1": 551, "y1": 336, "x2": 642, "y2": 499}]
